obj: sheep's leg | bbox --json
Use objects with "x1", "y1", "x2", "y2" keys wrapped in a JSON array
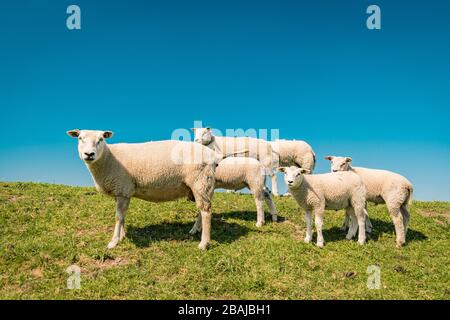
[
  {"x1": 198, "y1": 210, "x2": 212, "y2": 250},
  {"x1": 263, "y1": 190, "x2": 278, "y2": 222},
  {"x1": 389, "y1": 205, "x2": 405, "y2": 247},
  {"x1": 400, "y1": 204, "x2": 410, "y2": 234},
  {"x1": 314, "y1": 209, "x2": 325, "y2": 248},
  {"x1": 254, "y1": 195, "x2": 265, "y2": 227},
  {"x1": 356, "y1": 208, "x2": 367, "y2": 245},
  {"x1": 345, "y1": 208, "x2": 358, "y2": 240},
  {"x1": 271, "y1": 174, "x2": 279, "y2": 197},
  {"x1": 189, "y1": 212, "x2": 202, "y2": 235},
  {"x1": 191, "y1": 179, "x2": 214, "y2": 250},
  {"x1": 107, "y1": 196, "x2": 130, "y2": 249},
  {"x1": 341, "y1": 213, "x2": 350, "y2": 231},
  {"x1": 304, "y1": 211, "x2": 313, "y2": 243}
]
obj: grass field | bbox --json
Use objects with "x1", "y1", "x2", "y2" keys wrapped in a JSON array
[{"x1": 0, "y1": 182, "x2": 449, "y2": 299}]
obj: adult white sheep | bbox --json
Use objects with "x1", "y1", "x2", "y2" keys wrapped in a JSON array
[
  {"x1": 278, "y1": 166, "x2": 368, "y2": 247},
  {"x1": 270, "y1": 139, "x2": 316, "y2": 196},
  {"x1": 325, "y1": 156, "x2": 413, "y2": 247},
  {"x1": 67, "y1": 129, "x2": 243, "y2": 250},
  {"x1": 189, "y1": 157, "x2": 278, "y2": 231}
]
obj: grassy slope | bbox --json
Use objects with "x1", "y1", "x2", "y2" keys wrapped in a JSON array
[{"x1": 0, "y1": 182, "x2": 449, "y2": 300}]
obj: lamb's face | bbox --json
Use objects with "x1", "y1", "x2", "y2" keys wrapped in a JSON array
[
  {"x1": 192, "y1": 127, "x2": 213, "y2": 145},
  {"x1": 278, "y1": 166, "x2": 309, "y2": 188},
  {"x1": 325, "y1": 156, "x2": 352, "y2": 172},
  {"x1": 67, "y1": 129, "x2": 113, "y2": 163}
]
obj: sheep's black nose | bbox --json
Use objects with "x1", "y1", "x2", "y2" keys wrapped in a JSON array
[
  {"x1": 332, "y1": 170, "x2": 338, "y2": 172},
  {"x1": 85, "y1": 152, "x2": 95, "y2": 157},
  {"x1": 287, "y1": 180, "x2": 293, "y2": 184}
]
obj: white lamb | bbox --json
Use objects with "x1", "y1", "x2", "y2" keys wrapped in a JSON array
[
  {"x1": 325, "y1": 156, "x2": 413, "y2": 247},
  {"x1": 192, "y1": 127, "x2": 275, "y2": 179},
  {"x1": 189, "y1": 157, "x2": 278, "y2": 231},
  {"x1": 278, "y1": 166, "x2": 368, "y2": 247},
  {"x1": 67, "y1": 129, "x2": 243, "y2": 250},
  {"x1": 270, "y1": 139, "x2": 316, "y2": 196}
]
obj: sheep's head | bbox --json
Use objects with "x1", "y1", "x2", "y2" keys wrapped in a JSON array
[
  {"x1": 278, "y1": 166, "x2": 310, "y2": 188},
  {"x1": 325, "y1": 156, "x2": 352, "y2": 172},
  {"x1": 192, "y1": 127, "x2": 213, "y2": 145},
  {"x1": 67, "y1": 129, "x2": 113, "y2": 163}
]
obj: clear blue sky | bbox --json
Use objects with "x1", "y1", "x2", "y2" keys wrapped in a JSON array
[{"x1": 0, "y1": 0, "x2": 449, "y2": 200}]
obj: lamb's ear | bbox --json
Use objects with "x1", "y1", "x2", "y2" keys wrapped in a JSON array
[
  {"x1": 324, "y1": 156, "x2": 334, "y2": 161},
  {"x1": 103, "y1": 131, "x2": 113, "y2": 139},
  {"x1": 277, "y1": 167, "x2": 287, "y2": 173},
  {"x1": 67, "y1": 129, "x2": 80, "y2": 138},
  {"x1": 345, "y1": 157, "x2": 352, "y2": 163},
  {"x1": 300, "y1": 168, "x2": 311, "y2": 174},
  {"x1": 206, "y1": 127, "x2": 211, "y2": 131},
  {"x1": 190, "y1": 128, "x2": 196, "y2": 132}
]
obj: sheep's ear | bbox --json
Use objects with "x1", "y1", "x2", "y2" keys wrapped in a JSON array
[
  {"x1": 324, "y1": 156, "x2": 334, "y2": 161},
  {"x1": 190, "y1": 128, "x2": 196, "y2": 132},
  {"x1": 103, "y1": 131, "x2": 113, "y2": 139},
  {"x1": 67, "y1": 129, "x2": 80, "y2": 138},
  {"x1": 206, "y1": 127, "x2": 211, "y2": 131},
  {"x1": 300, "y1": 168, "x2": 311, "y2": 174},
  {"x1": 277, "y1": 167, "x2": 286, "y2": 173},
  {"x1": 345, "y1": 157, "x2": 352, "y2": 163}
]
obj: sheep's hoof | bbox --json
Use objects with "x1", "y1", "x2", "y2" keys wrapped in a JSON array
[
  {"x1": 107, "y1": 239, "x2": 119, "y2": 249},
  {"x1": 316, "y1": 242, "x2": 324, "y2": 248},
  {"x1": 255, "y1": 221, "x2": 264, "y2": 227},
  {"x1": 198, "y1": 241, "x2": 210, "y2": 250},
  {"x1": 304, "y1": 236, "x2": 312, "y2": 244},
  {"x1": 358, "y1": 240, "x2": 366, "y2": 246},
  {"x1": 273, "y1": 193, "x2": 280, "y2": 197},
  {"x1": 345, "y1": 234, "x2": 353, "y2": 240},
  {"x1": 272, "y1": 215, "x2": 278, "y2": 223},
  {"x1": 396, "y1": 241, "x2": 405, "y2": 248}
]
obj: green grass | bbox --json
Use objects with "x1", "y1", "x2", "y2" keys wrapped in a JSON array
[{"x1": 0, "y1": 182, "x2": 449, "y2": 300}]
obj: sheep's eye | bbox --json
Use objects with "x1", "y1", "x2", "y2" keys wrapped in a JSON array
[
  {"x1": 78, "y1": 137, "x2": 82, "y2": 141},
  {"x1": 97, "y1": 139, "x2": 103, "y2": 144}
]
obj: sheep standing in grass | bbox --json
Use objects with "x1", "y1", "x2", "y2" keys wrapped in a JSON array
[
  {"x1": 67, "y1": 129, "x2": 240, "y2": 250},
  {"x1": 270, "y1": 139, "x2": 316, "y2": 196},
  {"x1": 325, "y1": 156, "x2": 413, "y2": 247},
  {"x1": 278, "y1": 166, "x2": 368, "y2": 247},
  {"x1": 190, "y1": 157, "x2": 278, "y2": 231}
]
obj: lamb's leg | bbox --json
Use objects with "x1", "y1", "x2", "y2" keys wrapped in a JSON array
[
  {"x1": 107, "y1": 196, "x2": 130, "y2": 249},
  {"x1": 364, "y1": 204, "x2": 373, "y2": 233},
  {"x1": 341, "y1": 213, "x2": 350, "y2": 231},
  {"x1": 389, "y1": 205, "x2": 405, "y2": 247},
  {"x1": 189, "y1": 212, "x2": 202, "y2": 235},
  {"x1": 304, "y1": 211, "x2": 313, "y2": 243},
  {"x1": 356, "y1": 208, "x2": 367, "y2": 245},
  {"x1": 271, "y1": 174, "x2": 279, "y2": 197},
  {"x1": 314, "y1": 209, "x2": 325, "y2": 248},
  {"x1": 345, "y1": 208, "x2": 358, "y2": 240},
  {"x1": 263, "y1": 190, "x2": 278, "y2": 222},
  {"x1": 254, "y1": 195, "x2": 265, "y2": 227},
  {"x1": 400, "y1": 204, "x2": 410, "y2": 234}
]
